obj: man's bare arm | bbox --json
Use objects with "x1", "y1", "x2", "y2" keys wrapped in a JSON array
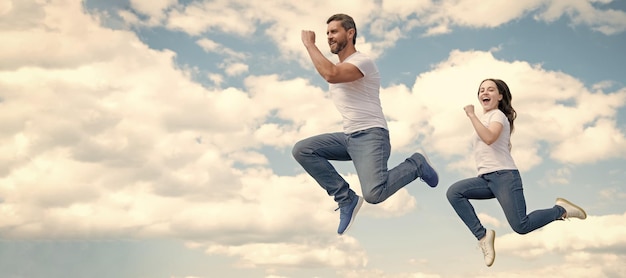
[{"x1": 301, "y1": 30, "x2": 363, "y2": 84}]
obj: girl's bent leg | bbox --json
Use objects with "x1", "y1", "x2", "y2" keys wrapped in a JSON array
[
  {"x1": 446, "y1": 177, "x2": 494, "y2": 240},
  {"x1": 487, "y1": 170, "x2": 563, "y2": 234}
]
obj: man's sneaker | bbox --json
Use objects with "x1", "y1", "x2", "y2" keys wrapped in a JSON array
[
  {"x1": 415, "y1": 152, "x2": 438, "y2": 188},
  {"x1": 336, "y1": 196, "x2": 363, "y2": 235},
  {"x1": 478, "y1": 229, "x2": 496, "y2": 267},
  {"x1": 556, "y1": 198, "x2": 587, "y2": 220}
]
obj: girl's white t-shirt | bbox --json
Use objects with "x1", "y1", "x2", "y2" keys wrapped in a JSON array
[{"x1": 473, "y1": 109, "x2": 518, "y2": 175}]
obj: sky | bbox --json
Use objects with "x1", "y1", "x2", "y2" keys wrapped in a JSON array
[{"x1": 1, "y1": 0, "x2": 625, "y2": 277}]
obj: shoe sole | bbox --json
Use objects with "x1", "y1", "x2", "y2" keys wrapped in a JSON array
[
  {"x1": 556, "y1": 198, "x2": 587, "y2": 219},
  {"x1": 421, "y1": 151, "x2": 439, "y2": 188},
  {"x1": 339, "y1": 196, "x2": 363, "y2": 236}
]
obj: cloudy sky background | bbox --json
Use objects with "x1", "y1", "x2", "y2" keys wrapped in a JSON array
[{"x1": 1, "y1": 0, "x2": 625, "y2": 277}]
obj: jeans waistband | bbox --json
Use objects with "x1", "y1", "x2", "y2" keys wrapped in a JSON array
[
  {"x1": 347, "y1": 127, "x2": 388, "y2": 136},
  {"x1": 479, "y1": 169, "x2": 518, "y2": 178}
]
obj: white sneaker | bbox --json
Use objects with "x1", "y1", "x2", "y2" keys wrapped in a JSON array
[
  {"x1": 556, "y1": 198, "x2": 587, "y2": 220},
  {"x1": 478, "y1": 229, "x2": 496, "y2": 267}
]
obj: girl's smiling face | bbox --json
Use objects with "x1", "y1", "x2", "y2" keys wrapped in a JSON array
[{"x1": 478, "y1": 80, "x2": 503, "y2": 112}]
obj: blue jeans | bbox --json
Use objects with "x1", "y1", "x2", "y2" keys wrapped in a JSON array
[
  {"x1": 446, "y1": 170, "x2": 565, "y2": 240},
  {"x1": 292, "y1": 128, "x2": 426, "y2": 206}
]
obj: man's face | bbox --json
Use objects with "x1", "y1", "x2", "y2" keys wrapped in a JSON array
[{"x1": 326, "y1": 20, "x2": 348, "y2": 54}]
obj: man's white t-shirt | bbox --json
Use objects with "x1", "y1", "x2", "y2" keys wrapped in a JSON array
[
  {"x1": 329, "y1": 51, "x2": 387, "y2": 134},
  {"x1": 473, "y1": 109, "x2": 518, "y2": 176}
]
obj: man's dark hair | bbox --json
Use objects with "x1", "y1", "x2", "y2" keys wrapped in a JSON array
[{"x1": 327, "y1": 14, "x2": 357, "y2": 45}]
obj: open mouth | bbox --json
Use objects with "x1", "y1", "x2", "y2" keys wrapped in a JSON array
[{"x1": 481, "y1": 97, "x2": 491, "y2": 104}]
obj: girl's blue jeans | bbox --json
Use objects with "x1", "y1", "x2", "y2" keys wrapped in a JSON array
[{"x1": 446, "y1": 170, "x2": 565, "y2": 239}]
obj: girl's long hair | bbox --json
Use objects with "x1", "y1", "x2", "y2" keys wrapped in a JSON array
[{"x1": 480, "y1": 78, "x2": 517, "y2": 133}]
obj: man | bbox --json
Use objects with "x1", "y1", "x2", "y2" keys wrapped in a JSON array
[{"x1": 292, "y1": 14, "x2": 438, "y2": 235}]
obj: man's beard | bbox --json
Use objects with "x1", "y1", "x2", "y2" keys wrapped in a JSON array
[{"x1": 330, "y1": 39, "x2": 347, "y2": 54}]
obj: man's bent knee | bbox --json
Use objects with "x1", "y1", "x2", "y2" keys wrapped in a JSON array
[
  {"x1": 363, "y1": 192, "x2": 383, "y2": 204},
  {"x1": 291, "y1": 141, "x2": 307, "y2": 161}
]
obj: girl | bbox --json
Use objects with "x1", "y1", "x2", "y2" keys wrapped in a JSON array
[{"x1": 446, "y1": 78, "x2": 586, "y2": 267}]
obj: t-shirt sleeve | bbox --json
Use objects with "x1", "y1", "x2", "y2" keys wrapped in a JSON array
[
  {"x1": 488, "y1": 110, "x2": 507, "y2": 126},
  {"x1": 345, "y1": 53, "x2": 375, "y2": 77}
]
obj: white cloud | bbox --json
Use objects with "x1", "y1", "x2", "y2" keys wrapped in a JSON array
[
  {"x1": 200, "y1": 236, "x2": 368, "y2": 269},
  {"x1": 1, "y1": 0, "x2": 625, "y2": 276},
  {"x1": 433, "y1": 0, "x2": 542, "y2": 28},
  {"x1": 475, "y1": 213, "x2": 626, "y2": 277},
  {"x1": 382, "y1": 49, "x2": 626, "y2": 171},
  {"x1": 114, "y1": 0, "x2": 624, "y2": 81},
  {"x1": 227, "y1": 150, "x2": 269, "y2": 166},
  {"x1": 541, "y1": 166, "x2": 573, "y2": 185},
  {"x1": 166, "y1": 0, "x2": 261, "y2": 36},
  {"x1": 105, "y1": 0, "x2": 626, "y2": 78},
  {"x1": 208, "y1": 73, "x2": 224, "y2": 86},
  {"x1": 196, "y1": 38, "x2": 247, "y2": 60},
  {"x1": 418, "y1": 0, "x2": 626, "y2": 36},
  {"x1": 599, "y1": 187, "x2": 626, "y2": 201},
  {"x1": 380, "y1": 0, "x2": 432, "y2": 18},
  {"x1": 128, "y1": 0, "x2": 177, "y2": 25},
  {"x1": 222, "y1": 62, "x2": 249, "y2": 76},
  {"x1": 118, "y1": 9, "x2": 140, "y2": 26},
  {"x1": 456, "y1": 255, "x2": 625, "y2": 277},
  {"x1": 197, "y1": 38, "x2": 249, "y2": 78},
  {"x1": 478, "y1": 213, "x2": 502, "y2": 228},
  {"x1": 356, "y1": 213, "x2": 626, "y2": 278},
  {"x1": 4, "y1": 0, "x2": 623, "y2": 241},
  {"x1": 0, "y1": 0, "x2": 135, "y2": 70},
  {"x1": 243, "y1": 74, "x2": 343, "y2": 145},
  {"x1": 339, "y1": 269, "x2": 442, "y2": 278},
  {"x1": 551, "y1": 117, "x2": 626, "y2": 163},
  {"x1": 536, "y1": 0, "x2": 626, "y2": 35},
  {"x1": 498, "y1": 213, "x2": 626, "y2": 258},
  {"x1": 0, "y1": 0, "x2": 13, "y2": 16}
]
